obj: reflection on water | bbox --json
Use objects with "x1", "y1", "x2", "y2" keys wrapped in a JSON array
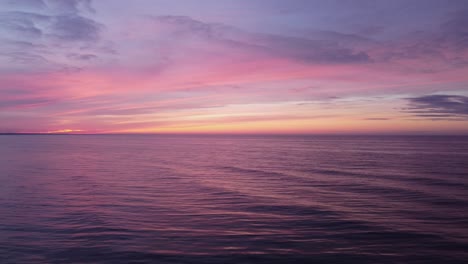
[{"x1": 1, "y1": 135, "x2": 468, "y2": 263}]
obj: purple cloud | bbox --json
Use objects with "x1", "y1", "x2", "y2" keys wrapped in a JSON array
[
  {"x1": 50, "y1": 14, "x2": 101, "y2": 41},
  {"x1": 406, "y1": 94, "x2": 468, "y2": 119},
  {"x1": 0, "y1": 0, "x2": 103, "y2": 73},
  {"x1": 152, "y1": 15, "x2": 371, "y2": 64}
]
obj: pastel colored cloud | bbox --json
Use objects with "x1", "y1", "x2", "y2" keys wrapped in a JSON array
[{"x1": 1, "y1": 0, "x2": 468, "y2": 134}]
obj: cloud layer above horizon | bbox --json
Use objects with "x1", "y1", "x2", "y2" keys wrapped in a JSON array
[{"x1": 1, "y1": 0, "x2": 468, "y2": 134}]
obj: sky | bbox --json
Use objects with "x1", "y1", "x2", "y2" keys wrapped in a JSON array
[{"x1": 0, "y1": 0, "x2": 468, "y2": 134}]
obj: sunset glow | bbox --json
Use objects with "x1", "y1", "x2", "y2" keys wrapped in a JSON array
[{"x1": 1, "y1": 0, "x2": 468, "y2": 134}]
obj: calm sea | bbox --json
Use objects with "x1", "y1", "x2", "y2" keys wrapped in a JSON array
[{"x1": 0, "y1": 135, "x2": 467, "y2": 263}]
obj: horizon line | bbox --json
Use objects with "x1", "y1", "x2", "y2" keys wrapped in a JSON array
[{"x1": 1, "y1": 132, "x2": 468, "y2": 137}]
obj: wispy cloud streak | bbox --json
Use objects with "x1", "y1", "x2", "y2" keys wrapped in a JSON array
[{"x1": 405, "y1": 95, "x2": 468, "y2": 119}]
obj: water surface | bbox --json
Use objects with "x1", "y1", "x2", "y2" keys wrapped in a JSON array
[{"x1": 1, "y1": 135, "x2": 467, "y2": 263}]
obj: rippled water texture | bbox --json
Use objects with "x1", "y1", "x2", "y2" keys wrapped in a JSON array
[{"x1": 1, "y1": 135, "x2": 467, "y2": 263}]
